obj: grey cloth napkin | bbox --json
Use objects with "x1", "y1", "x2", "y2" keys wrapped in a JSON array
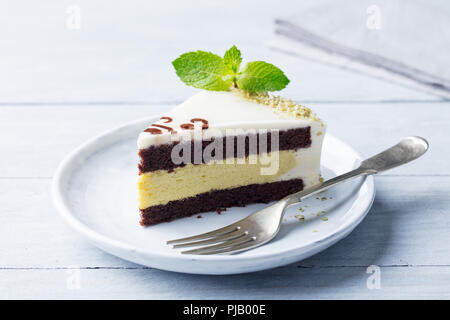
[{"x1": 271, "y1": 0, "x2": 450, "y2": 99}]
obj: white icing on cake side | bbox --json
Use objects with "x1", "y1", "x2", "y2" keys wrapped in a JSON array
[
  {"x1": 275, "y1": 134, "x2": 324, "y2": 188},
  {"x1": 138, "y1": 90, "x2": 325, "y2": 149}
]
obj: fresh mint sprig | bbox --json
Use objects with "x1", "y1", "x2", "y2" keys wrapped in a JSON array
[{"x1": 172, "y1": 45, "x2": 289, "y2": 93}]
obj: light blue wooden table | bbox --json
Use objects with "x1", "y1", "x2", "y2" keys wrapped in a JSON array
[{"x1": 0, "y1": 1, "x2": 449, "y2": 299}]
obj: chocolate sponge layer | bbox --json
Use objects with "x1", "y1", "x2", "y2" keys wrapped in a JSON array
[
  {"x1": 138, "y1": 127, "x2": 311, "y2": 174},
  {"x1": 140, "y1": 178, "x2": 303, "y2": 226}
]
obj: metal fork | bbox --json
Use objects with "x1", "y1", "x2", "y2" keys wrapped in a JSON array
[{"x1": 167, "y1": 136, "x2": 429, "y2": 255}]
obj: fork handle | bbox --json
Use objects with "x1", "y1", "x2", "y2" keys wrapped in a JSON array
[
  {"x1": 283, "y1": 136, "x2": 429, "y2": 207},
  {"x1": 283, "y1": 167, "x2": 368, "y2": 206}
]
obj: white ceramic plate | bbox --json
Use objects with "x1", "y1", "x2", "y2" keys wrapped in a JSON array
[{"x1": 52, "y1": 116, "x2": 375, "y2": 275}]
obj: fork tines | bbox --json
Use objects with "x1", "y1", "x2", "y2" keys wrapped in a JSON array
[{"x1": 167, "y1": 224, "x2": 256, "y2": 255}]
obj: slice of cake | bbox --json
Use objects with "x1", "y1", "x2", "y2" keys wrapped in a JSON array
[{"x1": 137, "y1": 46, "x2": 326, "y2": 225}]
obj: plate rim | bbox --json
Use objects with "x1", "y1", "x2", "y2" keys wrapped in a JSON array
[{"x1": 52, "y1": 116, "x2": 375, "y2": 265}]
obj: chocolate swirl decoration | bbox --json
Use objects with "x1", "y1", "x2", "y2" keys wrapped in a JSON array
[
  {"x1": 180, "y1": 118, "x2": 209, "y2": 130},
  {"x1": 191, "y1": 118, "x2": 209, "y2": 129},
  {"x1": 179, "y1": 123, "x2": 194, "y2": 130},
  {"x1": 144, "y1": 127, "x2": 162, "y2": 134},
  {"x1": 144, "y1": 116, "x2": 174, "y2": 134},
  {"x1": 159, "y1": 116, "x2": 173, "y2": 123},
  {"x1": 152, "y1": 124, "x2": 174, "y2": 132},
  {"x1": 145, "y1": 116, "x2": 209, "y2": 134}
]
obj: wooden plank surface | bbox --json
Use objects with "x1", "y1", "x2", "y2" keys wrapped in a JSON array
[
  {"x1": 2, "y1": 266, "x2": 450, "y2": 299},
  {"x1": 0, "y1": 1, "x2": 438, "y2": 103},
  {"x1": 1, "y1": 0, "x2": 449, "y2": 300}
]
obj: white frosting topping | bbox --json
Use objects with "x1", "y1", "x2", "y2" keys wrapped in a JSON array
[{"x1": 138, "y1": 90, "x2": 325, "y2": 149}]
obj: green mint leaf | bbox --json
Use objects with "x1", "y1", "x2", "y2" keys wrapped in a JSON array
[
  {"x1": 236, "y1": 61, "x2": 290, "y2": 93},
  {"x1": 223, "y1": 45, "x2": 242, "y2": 73},
  {"x1": 172, "y1": 47, "x2": 290, "y2": 93},
  {"x1": 172, "y1": 51, "x2": 233, "y2": 91}
]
